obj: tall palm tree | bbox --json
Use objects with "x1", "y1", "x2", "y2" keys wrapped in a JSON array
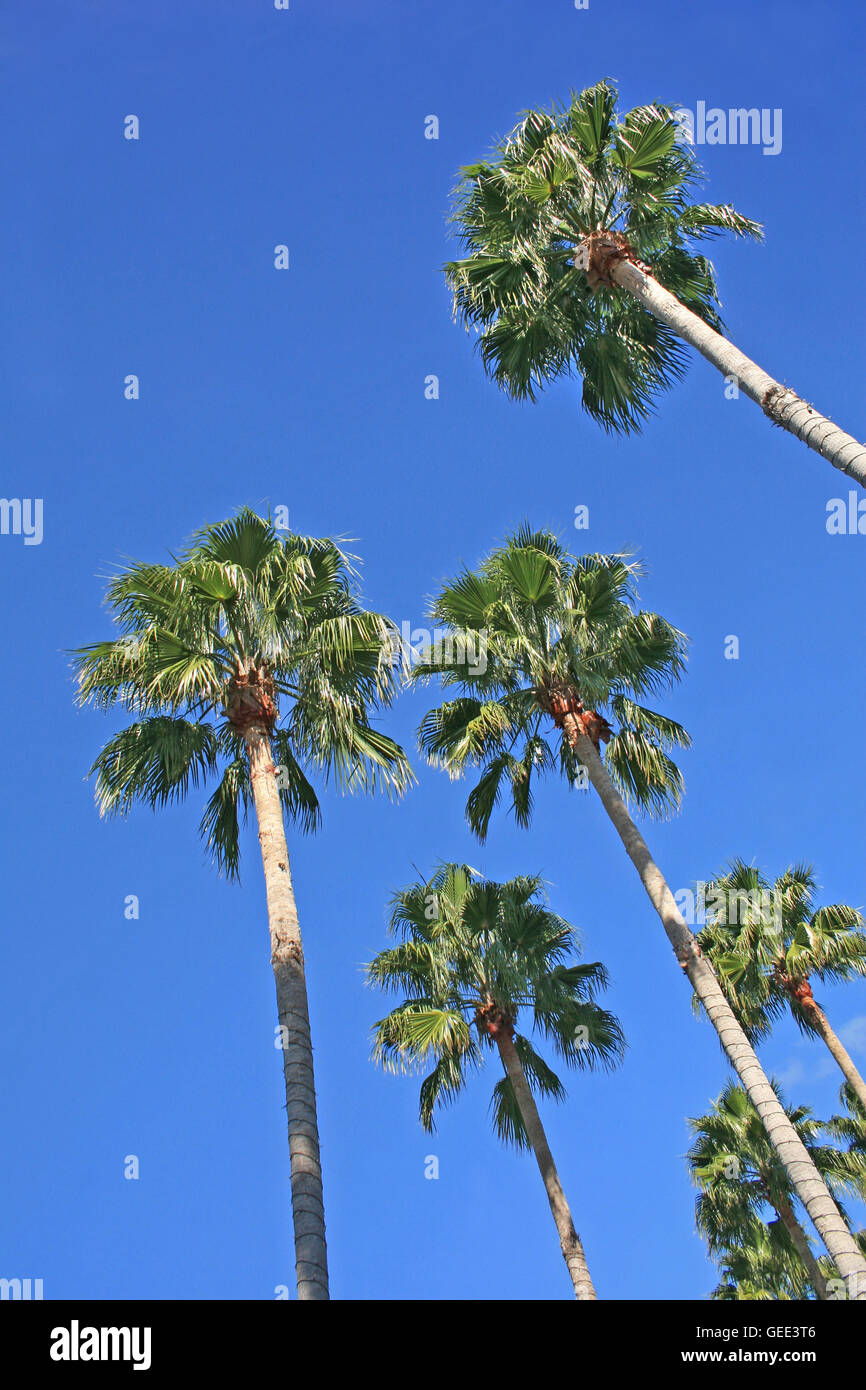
[
  {"x1": 72, "y1": 509, "x2": 413, "y2": 1300},
  {"x1": 687, "y1": 1080, "x2": 866, "y2": 1300},
  {"x1": 696, "y1": 861, "x2": 866, "y2": 1111},
  {"x1": 413, "y1": 525, "x2": 866, "y2": 1296},
  {"x1": 367, "y1": 862, "x2": 625, "y2": 1299},
  {"x1": 445, "y1": 79, "x2": 865, "y2": 487}
]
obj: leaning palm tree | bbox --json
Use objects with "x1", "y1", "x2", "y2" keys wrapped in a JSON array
[
  {"x1": 687, "y1": 1080, "x2": 866, "y2": 1300},
  {"x1": 367, "y1": 862, "x2": 625, "y2": 1299},
  {"x1": 72, "y1": 509, "x2": 413, "y2": 1300},
  {"x1": 446, "y1": 79, "x2": 865, "y2": 486},
  {"x1": 413, "y1": 525, "x2": 866, "y2": 1295},
  {"x1": 696, "y1": 861, "x2": 866, "y2": 1111}
]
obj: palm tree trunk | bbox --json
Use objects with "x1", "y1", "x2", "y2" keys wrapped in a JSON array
[
  {"x1": 803, "y1": 1001, "x2": 866, "y2": 1114},
  {"x1": 565, "y1": 722, "x2": 866, "y2": 1300},
  {"x1": 775, "y1": 1197, "x2": 830, "y2": 1300},
  {"x1": 244, "y1": 722, "x2": 330, "y2": 1301},
  {"x1": 495, "y1": 1030, "x2": 597, "y2": 1300},
  {"x1": 600, "y1": 251, "x2": 866, "y2": 488}
]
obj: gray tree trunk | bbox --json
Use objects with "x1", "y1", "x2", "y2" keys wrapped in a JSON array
[
  {"x1": 805, "y1": 1001, "x2": 866, "y2": 1114},
  {"x1": 601, "y1": 252, "x2": 866, "y2": 488},
  {"x1": 496, "y1": 1030, "x2": 597, "y2": 1300},
  {"x1": 565, "y1": 722, "x2": 866, "y2": 1300},
  {"x1": 245, "y1": 723, "x2": 329, "y2": 1300}
]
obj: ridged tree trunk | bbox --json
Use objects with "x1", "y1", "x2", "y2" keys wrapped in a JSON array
[
  {"x1": 245, "y1": 722, "x2": 330, "y2": 1301},
  {"x1": 802, "y1": 1000, "x2": 866, "y2": 1114},
  {"x1": 775, "y1": 1197, "x2": 830, "y2": 1301},
  {"x1": 565, "y1": 723, "x2": 866, "y2": 1300},
  {"x1": 579, "y1": 240, "x2": 866, "y2": 488},
  {"x1": 495, "y1": 1030, "x2": 597, "y2": 1300}
]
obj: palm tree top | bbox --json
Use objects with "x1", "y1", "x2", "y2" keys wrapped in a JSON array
[
  {"x1": 367, "y1": 862, "x2": 625, "y2": 1144},
  {"x1": 414, "y1": 526, "x2": 690, "y2": 835},
  {"x1": 446, "y1": 78, "x2": 762, "y2": 429},
  {"x1": 695, "y1": 859, "x2": 866, "y2": 1040},
  {"x1": 72, "y1": 508, "x2": 413, "y2": 877},
  {"x1": 76, "y1": 509, "x2": 394, "y2": 712}
]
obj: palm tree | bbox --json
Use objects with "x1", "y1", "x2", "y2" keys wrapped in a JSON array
[
  {"x1": 445, "y1": 79, "x2": 865, "y2": 487},
  {"x1": 413, "y1": 525, "x2": 866, "y2": 1296},
  {"x1": 696, "y1": 861, "x2": 866, "y2": 1111},
  {"x1": 367, "y1": 862, "x2": 625, "y2": 1299},
  {"x1": 687, "y1": 1080, "x2": 866, "y2": 1300},
  {"x1": 72, "y1": 509, "x2": 413, "y2": 1300}
]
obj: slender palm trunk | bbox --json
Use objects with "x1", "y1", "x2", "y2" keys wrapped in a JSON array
[
  {"x1": 775, "y1": 1197, "x2": 830, "y2": 1300},
  {"x1": 245, "y1": 723, "x2": 329, "y2": 1301},
  {"x1": 802, "y1": 1001, "x2": 866, "y2": 1114},
  {"x1": 585, "y1": 246, "x2": 866, "y2": 488},
  {"x1": 495, "y1": 1030, "x2": 597, "y2": 1300},
  {"x1": 565, "y1": 723, "x2": 866, "y2": 1300}
]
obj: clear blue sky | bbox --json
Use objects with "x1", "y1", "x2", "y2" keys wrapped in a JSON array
[{"x1": 1, "y1": 0, "x2": 864, "y2": 1301}]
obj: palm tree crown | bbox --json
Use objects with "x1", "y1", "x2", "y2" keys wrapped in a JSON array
[
  {"x1": 446, "y1": 78, "x2": 761, "y2": 431},
  {"x1": 415, "y1": 526, "x2": 689, "y2": 837},
  {"x1": 72, "y1": 509, "x2": 412, "y2": 871},
  {"x1": 695, "y1": 860, "x2": 866, "y2": 1042},
  {"x1": 368, "y1": 863, "x2": 624, "y2": 1145}
]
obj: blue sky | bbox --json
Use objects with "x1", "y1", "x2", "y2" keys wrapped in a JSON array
[{"x1": 1, "y1": 0, "x2": 864, "y2": 1301}]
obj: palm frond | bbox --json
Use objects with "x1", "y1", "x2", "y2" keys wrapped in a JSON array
[{"x1": 89, "y1": 717, "x2": 219, "y2": 817}]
